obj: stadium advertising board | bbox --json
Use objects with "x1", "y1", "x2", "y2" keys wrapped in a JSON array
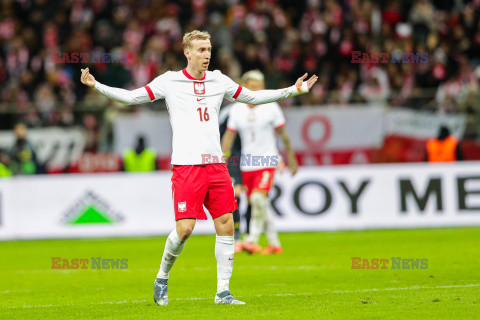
[
  {"x1": 271, "y1": 162, "x2": 480, "y2": 231},
  {"x1": 1, "y1": 162, "x2": 480, "y2": 240}
]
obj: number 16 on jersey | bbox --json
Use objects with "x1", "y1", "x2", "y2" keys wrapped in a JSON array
[{"x1": 197, "y1": 107, "x2": 209, "y2": 122}]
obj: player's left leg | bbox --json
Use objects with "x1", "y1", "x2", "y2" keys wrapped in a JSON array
[
  {"x1": 243, "y1": 189, "x2": 267, "y2": 254},
  {"x1": 206, "y1": 164, "x2": 245, "y2": 305},
  {"x1": 213, "y1": 213, "x2": 245, "y2": 305}
]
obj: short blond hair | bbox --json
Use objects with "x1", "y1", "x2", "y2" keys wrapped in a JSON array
[
  {"x1": 241, "y1": 70, "x2": 265, "y2": 84},
  {"x1": 183, "y1": 30, "x2": 211, "y2": 49}
]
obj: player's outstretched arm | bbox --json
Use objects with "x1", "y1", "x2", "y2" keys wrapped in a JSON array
[
  {"x1": 221, "y1": 129, "x2": 237, "y2": 159},
  {"x1": 235, "y1": 73, "x2": 318, "y2": 105},
  {"x1": 80, "y1": 68, "x2": 152, "y2": 105},
  {"x1": 277, "y1": 126, "x2": 298, "y2": 175}
]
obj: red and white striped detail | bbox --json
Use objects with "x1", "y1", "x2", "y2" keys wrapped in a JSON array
[
  {"x1": 144, "y1": 85, "x2": 155, "y2": 101},
  {"x1": 233, "y1": 85, "x2": 242, "y2": 100}
]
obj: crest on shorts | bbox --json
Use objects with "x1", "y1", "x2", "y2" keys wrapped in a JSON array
[
  {"x1": 194, "y1": 82, "x2": 205, "y2": 95},
  {"x1": 178, "y1": 202, "x2": 187, "y2": 212}
]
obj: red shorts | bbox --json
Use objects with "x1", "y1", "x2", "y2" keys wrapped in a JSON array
[
  {"x1": 171, "y1": 164, "x2": 237, "y2": 220},
  {"x1": 241, "y1": 168, "x2": 276, "y2": 197}
]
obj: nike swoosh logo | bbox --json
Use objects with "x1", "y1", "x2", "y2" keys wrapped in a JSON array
[
  {"x1": 197, "y1": 98, "x2": 205, "y2": 101},
  {"x1": 164, "y1": 258, "x2": 170, "y2": 261},
  {"x1": 228, "y1": 258, "x2": 234, "y2": 261}
]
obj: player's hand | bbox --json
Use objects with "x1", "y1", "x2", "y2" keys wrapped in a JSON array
[
  {"x1": 80, "y1": 68, "x2": 96, "y2": 88},
  {"x1": 295, "y1": 73, "x2": 318, "y2": 91}
]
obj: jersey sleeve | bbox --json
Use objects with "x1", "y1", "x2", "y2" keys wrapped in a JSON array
[
  {"x1": 219, "y1": 72, "x2": 243, "y2": 102},
  {"x1": 93, "y1": 82, "x2": 152, "y2": 105},
  {"x1": 144, "y1": 72, "x2": 170, "y2": 101},
  {"x1": 272, "y1": 103, "x2": 286, "y2": 129}
]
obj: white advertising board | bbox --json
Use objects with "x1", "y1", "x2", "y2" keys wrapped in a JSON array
[{"x1": 1, "y1": 162, "x2": 480, "y2": 240}]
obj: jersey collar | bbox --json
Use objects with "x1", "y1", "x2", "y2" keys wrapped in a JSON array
[{"x1": 182, "y1": 68, "x2": 206, "y2": 81}]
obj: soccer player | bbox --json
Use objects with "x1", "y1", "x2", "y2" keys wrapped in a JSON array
[
  {"x1": 221, "y1": 70, "x2": 298, "y2": 255},
  {"x1": 80, "y1": 30, "x2": 317, "y2": 305}
]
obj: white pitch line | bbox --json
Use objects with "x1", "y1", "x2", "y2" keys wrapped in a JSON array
[
  {"x1": 6, "y1": 283, "x2": 479, "y2": 309},
  {"x1": 0, "y1": 290, "x2": 32, "y2": 294}
]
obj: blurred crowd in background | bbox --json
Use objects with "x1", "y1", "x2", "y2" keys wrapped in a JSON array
[{"x1": 1, "y1": 0, "x2": 480, "y2": 175}]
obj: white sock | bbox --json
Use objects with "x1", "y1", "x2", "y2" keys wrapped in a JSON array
[
  {"x1": 245, "y1": 192, "x2": 267, "y2": 244},
  {"x1": 265, "y1": 200, "x2": 281, "y2": 247},
  {"x1": 215, "y1": 235, "x2": 234, "y2": 293},
  {"x1": 156, "y1": 229, "x2": 187, "y2": 279}
]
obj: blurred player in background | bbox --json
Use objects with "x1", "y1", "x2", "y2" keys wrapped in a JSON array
[
  {"x1": 81, "y1": 30, "x2": 317, "y2": 305},
  {"x1": 222, "y1": 70, "x2": 298, "y2": 255},
  {"x1": 219, "y1": 103, "x2": 245, "y2": 252}
]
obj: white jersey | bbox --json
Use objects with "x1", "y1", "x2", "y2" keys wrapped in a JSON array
[
  {"x1": 226, "y1": 102, "x2": 286, "y2": 172},
  {"x1": 93, "y1": 68, "x2": 309, "y2": 165},
  {"x1": 145, "y1": 69, "x2": 242, "y2": 165}
]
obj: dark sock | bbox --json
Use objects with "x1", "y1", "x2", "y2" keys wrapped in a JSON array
[
  {"x1": 233, "y1": 197, "x2": 240, "y2": 241},
  {"x1": 245, "y1": 204, "x2": 252, "y2": 235}
]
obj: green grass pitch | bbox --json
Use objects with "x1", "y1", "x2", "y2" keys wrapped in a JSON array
[{"x1": 1, "y1": 227, "x2": 479, "y2": 319}]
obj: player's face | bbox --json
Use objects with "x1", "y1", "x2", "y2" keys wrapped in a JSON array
[
  {"x1": 186, "y1": 39, "x2": 212, "y2": 72},
  {"x1": 244, "y1": 79, "x2": 265, "y2": 91}
]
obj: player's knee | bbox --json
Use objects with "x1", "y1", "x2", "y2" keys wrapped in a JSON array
[
  {"x1": 250, "y1": 191, "x2": 267, "y2": 210},
  {"x1": 221, "y1": 223, "x2": 234, "y2": 235},
  {"x1": 215, "y1": 213, "x2": 234, "y2": 235},
  {"x1": 177, "y1": 225, "x2": 194, "y2": 240}
]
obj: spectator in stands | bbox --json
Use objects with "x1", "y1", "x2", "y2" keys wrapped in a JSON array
[
  {"x1": 10, "y1": 123, "x2": 38, "y2": 175},
  {"x1": 122, "y1": 136, "x2": 157, "y2": 172},
  {"x1": 425, "y1": 126, "x2": 463, "y2": 162},
  {"x1": 2, "y1": 0, "x2": 480, "y2": 154},
  {"x1": 359, "y1": 68, "x2": 390, "y2": 108},
  {"x1": 458, "y1": 67, "x2": 480, "y2": 140}
]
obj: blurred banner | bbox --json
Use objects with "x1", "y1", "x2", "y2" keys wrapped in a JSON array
[
  {"x1": 385, "y1": 108, "x2": 465, "y2": 139},
  {"x1": 113, "y1": 106, "x2": 466, "y2": 166},
  {"x1": 381, "y1": 108, "x2": 466, "y2": 162},
  {"x1": 113, "y1": 112, "x2": 172, "y2": 155},
  {"x1": 1, "y1": 162, "x2": 480, "y2": 240},
  {"x1": 0, "y1": 127, "x2": 86, "y2": 170},
  {"x1": 113, "y1": 106, "x2": 386, "y2": 165}
]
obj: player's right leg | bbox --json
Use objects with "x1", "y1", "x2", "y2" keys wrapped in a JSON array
[
  {"x1": 154, "y1": 219, "x2": 195, "y2": 305},
  {"x1": 243, "y1": 189, "x2": 267, "y2": 254},
  {"x1": 261, "y1": 199, "x2": 283, "y2": 255},
  {"x1": 154, "y1": 165, "x2": 208, "y2": 306},
  {"x1": 243, "y1": 168, "x2": 276, "y2": 254}
]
